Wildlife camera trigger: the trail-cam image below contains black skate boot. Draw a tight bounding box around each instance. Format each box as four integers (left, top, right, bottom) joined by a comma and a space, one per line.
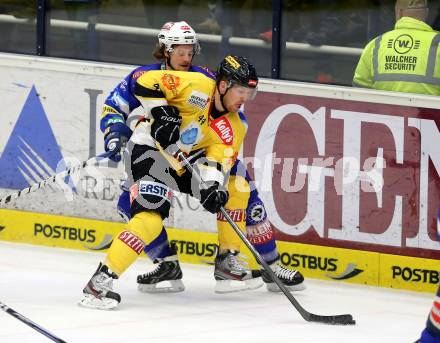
262, 259, 306, 292
137, 248, 184, 293
79, 263, 121, 310
214, 250, 263, 294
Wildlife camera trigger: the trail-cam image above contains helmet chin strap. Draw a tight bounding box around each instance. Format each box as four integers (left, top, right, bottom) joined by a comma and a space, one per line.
213, 83, 229, 117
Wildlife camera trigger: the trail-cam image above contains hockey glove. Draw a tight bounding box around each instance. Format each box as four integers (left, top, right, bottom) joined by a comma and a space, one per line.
150, 105, 182, 149
200, 182, 229, 214
104, 122, 132, 162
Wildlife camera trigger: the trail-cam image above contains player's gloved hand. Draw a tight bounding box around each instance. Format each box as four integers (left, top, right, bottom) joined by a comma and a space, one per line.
104, 122, 132, 162
200, 182, 229, 214
150, 105, 182, 149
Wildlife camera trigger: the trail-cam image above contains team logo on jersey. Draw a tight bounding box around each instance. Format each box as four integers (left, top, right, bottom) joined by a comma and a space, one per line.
247, 201, 267, 225
187, 90, 209, 109
0, 86, 67, 190
210, 117, 233, 145
180, 127, 199, 145
161, 74, 180, 97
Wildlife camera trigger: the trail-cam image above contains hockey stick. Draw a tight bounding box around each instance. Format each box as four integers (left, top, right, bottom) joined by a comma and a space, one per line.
0, 151, 112, 205
0, 301, 67, 342
166, 145, 355, 325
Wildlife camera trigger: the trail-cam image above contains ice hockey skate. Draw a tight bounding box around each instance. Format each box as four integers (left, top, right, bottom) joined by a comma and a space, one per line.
137, 252, 185, 293
261, 260, 306, 292
214, 250, 263, 294
79, 263, 121, 310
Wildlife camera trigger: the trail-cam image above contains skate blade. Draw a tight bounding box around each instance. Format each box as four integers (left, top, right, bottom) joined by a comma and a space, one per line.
137, 279, 185, 293
266, 282, 306, 292
78, 294, 119, 310
215, 277, 263, 294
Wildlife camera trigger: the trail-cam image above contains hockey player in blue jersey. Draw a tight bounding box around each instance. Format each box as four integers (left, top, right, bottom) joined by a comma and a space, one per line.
417, 283, 440, 343
100, 20, 305, 294
416, 210, 440, 343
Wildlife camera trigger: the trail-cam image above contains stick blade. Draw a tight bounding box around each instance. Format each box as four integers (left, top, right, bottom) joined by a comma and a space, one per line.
307, 313, 356, 325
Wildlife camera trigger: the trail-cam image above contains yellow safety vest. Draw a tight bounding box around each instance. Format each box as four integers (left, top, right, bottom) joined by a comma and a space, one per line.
353, 17, 440, 95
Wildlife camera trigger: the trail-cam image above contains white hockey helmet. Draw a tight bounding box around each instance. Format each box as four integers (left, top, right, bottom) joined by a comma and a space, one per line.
158, 21, 201, 54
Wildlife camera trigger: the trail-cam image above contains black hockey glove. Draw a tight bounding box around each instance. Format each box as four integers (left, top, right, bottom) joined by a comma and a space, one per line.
200, 182, 229, 214
150, 105, 182, 149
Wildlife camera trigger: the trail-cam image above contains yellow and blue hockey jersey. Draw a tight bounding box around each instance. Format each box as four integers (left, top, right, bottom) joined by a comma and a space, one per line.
131, 69, 248, 174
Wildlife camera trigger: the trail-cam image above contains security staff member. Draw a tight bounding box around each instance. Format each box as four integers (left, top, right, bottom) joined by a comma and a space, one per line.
353, 0, 440, 95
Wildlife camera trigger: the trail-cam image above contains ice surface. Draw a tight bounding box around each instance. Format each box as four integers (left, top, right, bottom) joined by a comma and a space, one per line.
0, 241, 432, 343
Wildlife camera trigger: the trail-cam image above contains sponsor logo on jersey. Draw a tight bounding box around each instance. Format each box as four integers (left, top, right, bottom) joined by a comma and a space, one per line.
0, 86, 68, 190
187, 90, 209, 109
139, 180, 172, 202
105, 117, 125, 126
132, 70, 148, 80
217, 209, 245, 223
247, 220, 274, 245
210, 117, 233, 145
161, 74, 180, 97
119, 79, 128, 91
129, 183, 139, 203
34, 223, 96, 243
101, 105, 119, 115
118, 230, 145, 254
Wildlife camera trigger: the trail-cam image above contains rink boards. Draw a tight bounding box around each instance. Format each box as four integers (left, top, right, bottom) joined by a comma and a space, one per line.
0, 208, 438, 293
0, 53, 439, 295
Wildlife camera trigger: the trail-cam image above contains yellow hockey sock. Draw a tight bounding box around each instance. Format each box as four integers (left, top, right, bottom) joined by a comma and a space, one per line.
105, 211, 163, 275
217, 175, 250, 252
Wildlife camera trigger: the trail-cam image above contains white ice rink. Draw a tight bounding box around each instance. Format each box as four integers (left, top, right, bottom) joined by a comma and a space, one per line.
0, 241, 433, 343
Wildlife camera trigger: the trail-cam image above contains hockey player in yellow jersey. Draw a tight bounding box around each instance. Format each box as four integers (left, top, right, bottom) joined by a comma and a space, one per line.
102, 21, 305, 295
79, 55, 261, 310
